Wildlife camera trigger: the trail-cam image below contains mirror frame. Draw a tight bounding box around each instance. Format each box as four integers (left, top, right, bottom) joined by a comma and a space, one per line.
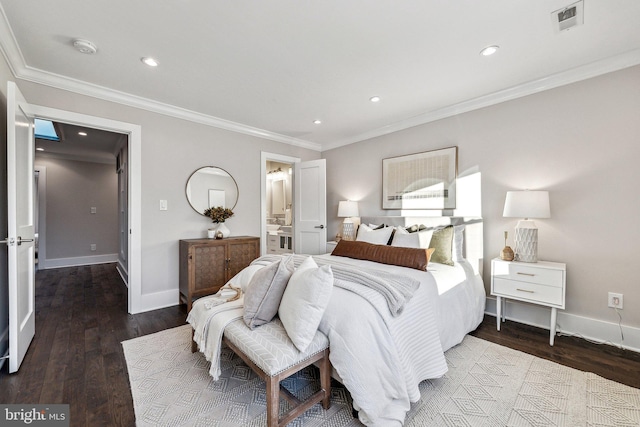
185, 166, 239, 216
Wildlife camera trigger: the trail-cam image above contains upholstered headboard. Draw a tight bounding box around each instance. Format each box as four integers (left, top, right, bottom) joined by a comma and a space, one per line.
360, 216, 483, 276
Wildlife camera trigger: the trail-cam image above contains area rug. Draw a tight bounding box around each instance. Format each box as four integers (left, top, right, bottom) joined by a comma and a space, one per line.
122, 325, 640, 426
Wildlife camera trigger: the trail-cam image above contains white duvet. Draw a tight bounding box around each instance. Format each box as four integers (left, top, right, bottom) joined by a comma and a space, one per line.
315, 255, 449, 426
191, 254, 484, 426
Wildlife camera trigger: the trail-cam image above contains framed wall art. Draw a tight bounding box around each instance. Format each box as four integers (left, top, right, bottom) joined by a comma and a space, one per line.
382, 146, 457, 210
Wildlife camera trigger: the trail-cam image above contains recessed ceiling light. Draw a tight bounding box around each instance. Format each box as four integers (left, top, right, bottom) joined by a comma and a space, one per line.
480, 45, 499, 56
36, 147, 44, 151
78, 131, 87, 136
370, 96, 381, 103
313, 119, 322, 125
141, 57, 159, 67
73, 39, 97, 54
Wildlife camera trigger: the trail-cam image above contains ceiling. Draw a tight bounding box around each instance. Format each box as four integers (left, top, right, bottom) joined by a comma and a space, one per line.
36, 122, 124, 164
2, 1, 640, 152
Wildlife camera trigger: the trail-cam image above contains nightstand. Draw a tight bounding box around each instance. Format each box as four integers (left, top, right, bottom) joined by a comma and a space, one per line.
326, 241, 338, 253
491, 258, 566, 346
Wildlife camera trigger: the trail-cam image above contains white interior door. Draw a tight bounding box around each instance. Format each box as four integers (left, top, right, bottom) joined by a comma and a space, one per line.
6, 81, 36, 373
294, 159, 326, 254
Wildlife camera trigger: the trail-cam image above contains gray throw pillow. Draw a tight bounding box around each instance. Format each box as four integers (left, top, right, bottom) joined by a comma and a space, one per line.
243, 255, 294, 329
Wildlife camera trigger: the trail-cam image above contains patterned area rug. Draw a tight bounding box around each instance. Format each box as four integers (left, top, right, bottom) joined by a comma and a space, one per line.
122, 325, 640, 426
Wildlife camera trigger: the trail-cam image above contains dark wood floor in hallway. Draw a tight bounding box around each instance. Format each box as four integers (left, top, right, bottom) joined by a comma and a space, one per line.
0, 264, 187, 427
1, 264, 639, 426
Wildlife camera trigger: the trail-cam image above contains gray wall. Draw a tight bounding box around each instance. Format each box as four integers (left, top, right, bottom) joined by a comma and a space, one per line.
323, 65, 640, 332
15, 78, 320, 298
35, 157, 118, 262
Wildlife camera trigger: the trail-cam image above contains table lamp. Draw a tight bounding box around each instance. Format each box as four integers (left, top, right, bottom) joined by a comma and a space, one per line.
503, 190, 550, 262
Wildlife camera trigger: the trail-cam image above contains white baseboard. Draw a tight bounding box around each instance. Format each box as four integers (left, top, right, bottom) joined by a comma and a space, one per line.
40, 253, 119, 269
137, 289, 180, 313
116, 261, 128, 287
485, 297, 640, 353
0, 325, 8, 371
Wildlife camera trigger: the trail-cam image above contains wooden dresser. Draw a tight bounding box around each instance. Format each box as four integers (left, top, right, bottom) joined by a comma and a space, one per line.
179, 236, 260, 312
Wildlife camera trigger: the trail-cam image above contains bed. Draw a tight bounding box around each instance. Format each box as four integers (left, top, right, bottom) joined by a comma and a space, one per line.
188, 216, 485, 426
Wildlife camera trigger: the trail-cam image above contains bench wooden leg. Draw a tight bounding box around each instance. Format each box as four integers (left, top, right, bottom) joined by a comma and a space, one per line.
191, 329, 197, 353
319, 349, 331, 410
266, 376, 280, 427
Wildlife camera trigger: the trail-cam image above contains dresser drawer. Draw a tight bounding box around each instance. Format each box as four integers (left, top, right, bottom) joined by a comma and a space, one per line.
492, 262, 563, 287
493, 277, 563, 307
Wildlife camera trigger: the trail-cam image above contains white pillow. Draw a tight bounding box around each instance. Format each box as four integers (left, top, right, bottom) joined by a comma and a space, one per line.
452, 225, 465, 262
278, 257, 334, 352
391, 228, 434, 249
227, 264, 265, 292
356, 224, 394, 245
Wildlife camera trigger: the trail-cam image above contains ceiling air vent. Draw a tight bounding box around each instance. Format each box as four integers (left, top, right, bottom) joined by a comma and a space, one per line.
552, 0, 584, 32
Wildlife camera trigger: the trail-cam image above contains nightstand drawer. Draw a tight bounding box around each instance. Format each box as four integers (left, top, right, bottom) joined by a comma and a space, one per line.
493, 262, 563, 287
493, 277, 563, 306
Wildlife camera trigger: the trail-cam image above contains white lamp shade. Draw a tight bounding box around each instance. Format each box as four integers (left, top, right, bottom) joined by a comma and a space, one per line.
338, 200, 359, 217
503, 191, 550, 219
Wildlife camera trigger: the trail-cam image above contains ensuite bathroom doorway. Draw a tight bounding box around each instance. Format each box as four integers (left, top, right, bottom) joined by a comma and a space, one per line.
260, 152, 300, 256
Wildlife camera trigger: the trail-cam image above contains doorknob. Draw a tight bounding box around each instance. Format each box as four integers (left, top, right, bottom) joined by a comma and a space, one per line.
16, 236, 35, 246
314, 225, 325, 229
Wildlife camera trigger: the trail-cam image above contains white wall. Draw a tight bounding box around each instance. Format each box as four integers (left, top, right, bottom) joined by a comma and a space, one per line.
35, 157, 118, 266
323, 65, 640, 347
16, 78, 320, 302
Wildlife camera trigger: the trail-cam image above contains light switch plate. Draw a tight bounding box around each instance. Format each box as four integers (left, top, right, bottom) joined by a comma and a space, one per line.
159, 200, 168, 211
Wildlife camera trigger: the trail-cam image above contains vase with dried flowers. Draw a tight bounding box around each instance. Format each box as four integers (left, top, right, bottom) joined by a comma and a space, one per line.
204, 206, 234, 238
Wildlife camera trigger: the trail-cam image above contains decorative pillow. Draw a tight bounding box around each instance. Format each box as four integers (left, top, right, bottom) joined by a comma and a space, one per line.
228, 264, 265, 292
391, 228, 434, 249
404, 224, 427, 233
278, 256, 334, 352
331, 240, 435, 271
452, 225, 465, 262
429, 226, 454, 266
243, 255, 294, 329
356, 224, 395, 245
368, 223, 386, 230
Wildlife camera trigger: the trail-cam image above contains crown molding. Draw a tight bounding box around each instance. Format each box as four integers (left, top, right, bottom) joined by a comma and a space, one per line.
2, 4, 639, 154
0, 5, 321, 152
322, 48, 640, 152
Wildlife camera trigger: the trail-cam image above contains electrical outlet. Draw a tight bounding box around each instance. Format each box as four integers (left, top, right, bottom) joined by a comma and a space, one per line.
608, 292, 623, 309
90, 244, 97, 251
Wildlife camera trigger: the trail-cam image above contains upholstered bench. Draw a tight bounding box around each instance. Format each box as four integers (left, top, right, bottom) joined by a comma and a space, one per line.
223, 318, 331, 427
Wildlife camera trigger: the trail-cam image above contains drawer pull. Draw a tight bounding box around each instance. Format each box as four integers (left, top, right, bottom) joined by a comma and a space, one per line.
516, 288, 534, 293
517, 272, 535, 277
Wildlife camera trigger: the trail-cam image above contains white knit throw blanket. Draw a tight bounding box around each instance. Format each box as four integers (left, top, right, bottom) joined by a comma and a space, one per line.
186, 289, 244, 380
252, 254, 420, 316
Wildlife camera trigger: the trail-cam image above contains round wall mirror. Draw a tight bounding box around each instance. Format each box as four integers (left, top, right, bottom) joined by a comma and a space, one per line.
186, 166, 239, 215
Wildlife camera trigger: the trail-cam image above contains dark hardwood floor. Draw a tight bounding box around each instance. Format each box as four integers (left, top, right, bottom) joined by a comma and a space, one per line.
0, 264, 187, 427
1, 264, 639, 426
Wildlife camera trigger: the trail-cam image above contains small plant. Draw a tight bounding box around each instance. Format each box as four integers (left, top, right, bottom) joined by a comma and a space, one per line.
203, 206, 234, 223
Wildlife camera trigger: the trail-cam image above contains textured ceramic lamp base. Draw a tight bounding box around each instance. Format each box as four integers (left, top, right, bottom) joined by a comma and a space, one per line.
514, 227, 538, 262
342, 222, 355, 241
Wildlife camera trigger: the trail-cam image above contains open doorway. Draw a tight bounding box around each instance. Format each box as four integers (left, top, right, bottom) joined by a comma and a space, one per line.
260, 152, 300, 255
34, 120, 128, 279
27, 103, 143, 314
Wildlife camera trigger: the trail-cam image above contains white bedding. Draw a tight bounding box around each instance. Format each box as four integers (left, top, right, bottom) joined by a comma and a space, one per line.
190, 254, 485, 426
316, 254, 486, 353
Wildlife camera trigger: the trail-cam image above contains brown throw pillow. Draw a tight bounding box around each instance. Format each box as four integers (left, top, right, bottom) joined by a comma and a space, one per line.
331, 240, 434, 271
